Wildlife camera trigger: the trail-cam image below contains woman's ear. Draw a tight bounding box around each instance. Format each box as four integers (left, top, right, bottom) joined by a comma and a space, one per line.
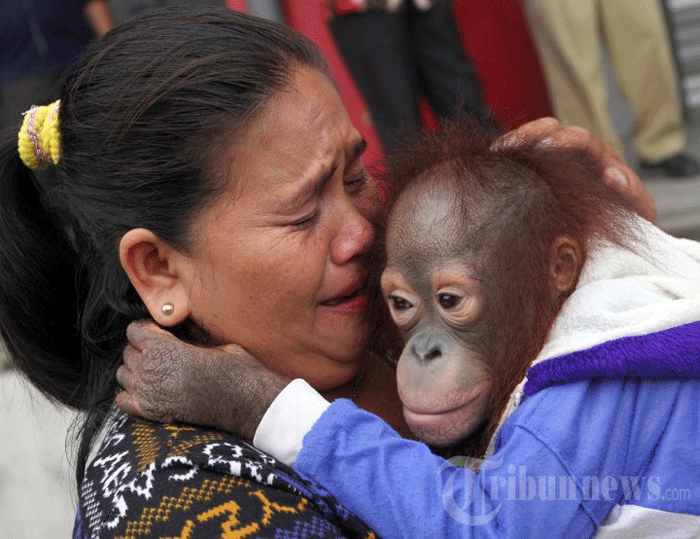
548, 235, 583, 295
119, 228, 193, 326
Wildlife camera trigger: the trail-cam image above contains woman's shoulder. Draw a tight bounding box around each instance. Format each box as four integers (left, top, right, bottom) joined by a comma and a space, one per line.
78, 413, 376, 538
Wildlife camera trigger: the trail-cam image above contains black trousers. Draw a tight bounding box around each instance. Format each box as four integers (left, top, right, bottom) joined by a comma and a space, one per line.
330, 1, 490, 153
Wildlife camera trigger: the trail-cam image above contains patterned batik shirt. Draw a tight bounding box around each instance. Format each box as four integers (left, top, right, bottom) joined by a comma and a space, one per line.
74, 413, 378, 538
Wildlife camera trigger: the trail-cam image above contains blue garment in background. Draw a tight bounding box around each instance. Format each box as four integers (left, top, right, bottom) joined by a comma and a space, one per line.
1, 0, 93, 82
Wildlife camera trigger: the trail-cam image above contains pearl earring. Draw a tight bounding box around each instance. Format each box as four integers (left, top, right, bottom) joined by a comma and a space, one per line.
161, 303, 174, 316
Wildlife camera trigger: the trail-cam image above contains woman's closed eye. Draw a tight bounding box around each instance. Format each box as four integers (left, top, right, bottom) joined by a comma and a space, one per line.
344, 169, 369, 192
290, 210, 319, 230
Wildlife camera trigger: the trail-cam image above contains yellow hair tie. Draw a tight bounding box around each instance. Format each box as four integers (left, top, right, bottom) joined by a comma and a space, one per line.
18, 100, 62, 170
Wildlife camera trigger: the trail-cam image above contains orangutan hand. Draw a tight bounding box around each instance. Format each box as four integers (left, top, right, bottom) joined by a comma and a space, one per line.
493, 117, 657, 222
116, 320, 289, 440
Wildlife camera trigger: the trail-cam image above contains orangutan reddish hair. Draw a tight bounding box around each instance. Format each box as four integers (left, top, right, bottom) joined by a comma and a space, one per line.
377, 119, 639, 457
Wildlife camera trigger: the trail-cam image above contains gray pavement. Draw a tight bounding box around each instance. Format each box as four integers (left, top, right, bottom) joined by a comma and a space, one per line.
639, 121, 700, 241
605, 47, 700, 241
643, 165, 700, 241
0, 369, 77, 538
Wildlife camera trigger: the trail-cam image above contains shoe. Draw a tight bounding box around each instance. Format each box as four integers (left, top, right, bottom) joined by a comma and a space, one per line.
639, 153, 700, 178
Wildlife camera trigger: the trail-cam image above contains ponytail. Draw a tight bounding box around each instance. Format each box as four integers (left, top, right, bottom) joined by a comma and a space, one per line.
0, 129, 84, 406
0, 128, 126, 483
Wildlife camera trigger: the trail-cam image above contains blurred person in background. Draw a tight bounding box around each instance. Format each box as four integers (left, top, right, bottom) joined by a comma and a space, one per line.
523, 0, 700, 178
1, 0, 113, 129
110, 0, 229, 22
329, 0, 492, 153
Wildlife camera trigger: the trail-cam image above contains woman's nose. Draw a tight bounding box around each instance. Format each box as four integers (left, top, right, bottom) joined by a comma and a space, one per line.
330, 207, 375, 266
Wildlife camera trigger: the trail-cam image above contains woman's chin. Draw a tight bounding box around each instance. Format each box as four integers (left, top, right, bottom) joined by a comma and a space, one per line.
304, 359, 363, 393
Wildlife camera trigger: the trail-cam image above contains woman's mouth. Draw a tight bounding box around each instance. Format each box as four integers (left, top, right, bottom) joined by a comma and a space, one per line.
321, 280, 369, 312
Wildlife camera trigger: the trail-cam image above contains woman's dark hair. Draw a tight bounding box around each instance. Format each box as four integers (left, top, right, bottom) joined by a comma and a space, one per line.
0, 7, 328, 485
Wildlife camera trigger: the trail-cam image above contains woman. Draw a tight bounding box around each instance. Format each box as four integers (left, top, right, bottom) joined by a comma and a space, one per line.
0, 7, 653, 538
2, 8, 400, 536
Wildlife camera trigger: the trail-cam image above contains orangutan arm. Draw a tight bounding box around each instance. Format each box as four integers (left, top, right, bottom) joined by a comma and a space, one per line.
116, 320, 288, 440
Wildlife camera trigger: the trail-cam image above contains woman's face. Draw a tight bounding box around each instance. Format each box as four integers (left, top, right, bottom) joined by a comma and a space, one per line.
185, 68, 382, 390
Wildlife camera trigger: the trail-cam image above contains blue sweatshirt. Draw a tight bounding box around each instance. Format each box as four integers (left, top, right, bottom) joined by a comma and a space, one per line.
257, 220, 700, 538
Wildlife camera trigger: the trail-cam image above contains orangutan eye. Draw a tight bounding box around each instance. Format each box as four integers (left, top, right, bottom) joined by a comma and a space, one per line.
438, 293, 461, 310
436, 284, 483, 327
380, 270, 420, 330
389, 295, 414, 311
385, 291, 420, 331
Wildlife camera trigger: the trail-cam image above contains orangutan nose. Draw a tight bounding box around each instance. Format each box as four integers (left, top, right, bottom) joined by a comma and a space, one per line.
411, 335, 443, 362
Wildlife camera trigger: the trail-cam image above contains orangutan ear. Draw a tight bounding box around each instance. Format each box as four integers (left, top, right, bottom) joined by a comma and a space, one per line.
548, 235, 583, 295
119, 228, 194, 326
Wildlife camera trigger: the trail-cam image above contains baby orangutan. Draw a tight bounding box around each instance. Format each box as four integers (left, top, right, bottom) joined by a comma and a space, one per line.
381, 159, 584, 453
375, 122, 638, 455
117, 120, 637, 456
